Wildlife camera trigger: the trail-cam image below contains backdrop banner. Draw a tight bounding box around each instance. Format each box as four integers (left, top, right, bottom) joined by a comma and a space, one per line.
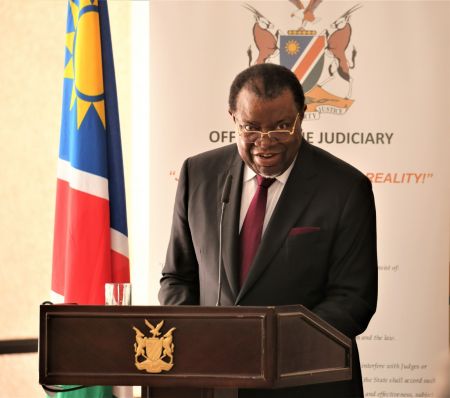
146, 2, 449, 396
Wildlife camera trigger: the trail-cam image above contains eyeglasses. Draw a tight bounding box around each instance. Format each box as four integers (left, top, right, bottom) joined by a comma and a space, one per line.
235, 113, 300, 143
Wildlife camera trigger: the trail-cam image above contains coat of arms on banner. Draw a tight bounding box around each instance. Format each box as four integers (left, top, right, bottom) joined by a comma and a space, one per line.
244, 2, 361, 120
133, 320, 176, 373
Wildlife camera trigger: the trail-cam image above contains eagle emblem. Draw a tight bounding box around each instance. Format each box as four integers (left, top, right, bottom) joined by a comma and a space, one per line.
133, 320, 176, 373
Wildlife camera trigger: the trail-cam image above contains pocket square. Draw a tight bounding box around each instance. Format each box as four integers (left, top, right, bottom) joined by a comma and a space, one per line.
288, 226, 321, 236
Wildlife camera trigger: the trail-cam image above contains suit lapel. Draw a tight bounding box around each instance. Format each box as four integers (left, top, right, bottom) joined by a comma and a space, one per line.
236, 141, 319, 303
220, 149, 244, 300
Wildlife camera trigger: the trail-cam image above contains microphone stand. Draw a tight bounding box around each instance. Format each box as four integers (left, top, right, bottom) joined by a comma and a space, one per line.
216, 175, 232, 306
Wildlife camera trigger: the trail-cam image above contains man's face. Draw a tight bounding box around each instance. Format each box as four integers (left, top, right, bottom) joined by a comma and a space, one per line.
232, 87, 303, 178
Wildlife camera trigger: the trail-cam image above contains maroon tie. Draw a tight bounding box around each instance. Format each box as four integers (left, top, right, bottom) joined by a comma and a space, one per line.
239, 176, 276, 286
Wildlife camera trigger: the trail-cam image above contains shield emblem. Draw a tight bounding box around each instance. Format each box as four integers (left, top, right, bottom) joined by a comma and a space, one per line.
146, 338, 163, 361
280, 34, 325, 93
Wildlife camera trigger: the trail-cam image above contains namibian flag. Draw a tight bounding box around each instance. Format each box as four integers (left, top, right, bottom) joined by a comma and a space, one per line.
50, 1, 130, 396
52, 0, 129, 304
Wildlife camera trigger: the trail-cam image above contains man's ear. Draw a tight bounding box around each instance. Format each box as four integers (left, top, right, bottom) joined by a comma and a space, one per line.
304, 104, 307, 113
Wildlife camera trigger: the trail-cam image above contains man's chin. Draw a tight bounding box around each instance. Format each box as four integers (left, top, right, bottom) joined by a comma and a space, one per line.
248, 161, 285, 178
252, 155, 284, 178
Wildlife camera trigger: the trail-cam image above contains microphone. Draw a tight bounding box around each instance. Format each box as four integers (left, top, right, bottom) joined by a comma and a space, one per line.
216, 174, 232, 306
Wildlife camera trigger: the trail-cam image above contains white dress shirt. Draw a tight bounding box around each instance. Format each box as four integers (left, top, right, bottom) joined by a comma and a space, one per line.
239, 157, 297, 234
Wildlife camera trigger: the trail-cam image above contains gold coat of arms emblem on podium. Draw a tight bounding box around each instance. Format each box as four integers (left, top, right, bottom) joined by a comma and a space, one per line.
133, 320, 176, 373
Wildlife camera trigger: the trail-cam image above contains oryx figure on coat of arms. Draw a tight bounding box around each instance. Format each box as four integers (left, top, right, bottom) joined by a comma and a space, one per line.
133, 319, 176, 373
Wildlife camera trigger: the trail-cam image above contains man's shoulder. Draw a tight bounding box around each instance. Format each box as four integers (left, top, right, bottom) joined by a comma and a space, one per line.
186, 144, 238, 171
306, 141, 368, 183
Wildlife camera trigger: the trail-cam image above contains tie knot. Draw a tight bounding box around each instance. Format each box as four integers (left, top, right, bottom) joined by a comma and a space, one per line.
256, 175, 276, 188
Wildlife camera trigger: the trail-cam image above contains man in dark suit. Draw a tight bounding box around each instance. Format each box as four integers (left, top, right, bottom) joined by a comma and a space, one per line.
159, 63, 378, 397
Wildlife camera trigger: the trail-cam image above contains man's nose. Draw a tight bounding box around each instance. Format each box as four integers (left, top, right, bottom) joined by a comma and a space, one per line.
255, 133, 273, 147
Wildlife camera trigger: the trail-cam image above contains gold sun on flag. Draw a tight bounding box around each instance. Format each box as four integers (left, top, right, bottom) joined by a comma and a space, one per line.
64, 0, 106, 129
285, 39, 301, 56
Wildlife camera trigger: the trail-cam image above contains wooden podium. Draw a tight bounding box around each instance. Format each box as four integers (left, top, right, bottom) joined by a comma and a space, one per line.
39, 304, 352, 397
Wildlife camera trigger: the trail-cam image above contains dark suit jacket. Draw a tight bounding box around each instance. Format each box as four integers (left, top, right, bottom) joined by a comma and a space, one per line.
159, 140, 378, 398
